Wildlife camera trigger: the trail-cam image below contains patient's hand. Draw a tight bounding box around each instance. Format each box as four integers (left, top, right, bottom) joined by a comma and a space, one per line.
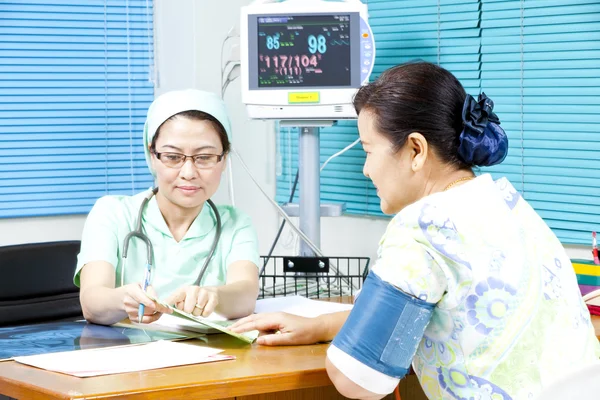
229, 312, 324, 346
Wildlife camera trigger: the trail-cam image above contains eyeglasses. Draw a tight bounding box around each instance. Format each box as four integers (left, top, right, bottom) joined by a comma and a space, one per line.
153, 151, 225, 169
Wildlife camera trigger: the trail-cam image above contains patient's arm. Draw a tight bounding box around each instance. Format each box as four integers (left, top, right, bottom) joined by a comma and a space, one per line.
230, 310, 351, 346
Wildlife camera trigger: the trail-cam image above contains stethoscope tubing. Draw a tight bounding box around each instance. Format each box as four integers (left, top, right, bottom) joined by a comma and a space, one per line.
121, 188, 222, 288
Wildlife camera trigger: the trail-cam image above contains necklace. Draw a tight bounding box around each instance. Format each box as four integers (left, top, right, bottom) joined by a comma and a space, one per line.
444, 176, 474, 191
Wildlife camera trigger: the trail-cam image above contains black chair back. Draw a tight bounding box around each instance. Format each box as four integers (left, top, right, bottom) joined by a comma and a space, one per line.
0, 241, 83, 326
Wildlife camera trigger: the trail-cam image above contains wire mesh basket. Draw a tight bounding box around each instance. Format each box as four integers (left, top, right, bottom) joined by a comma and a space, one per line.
258, 255, 370, 299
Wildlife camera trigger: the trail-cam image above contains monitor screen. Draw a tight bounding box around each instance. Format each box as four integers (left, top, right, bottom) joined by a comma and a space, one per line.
256, 14, 352, 88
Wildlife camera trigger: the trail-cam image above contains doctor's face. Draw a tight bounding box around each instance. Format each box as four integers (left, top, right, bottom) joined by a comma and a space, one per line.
150, 116, 226, 211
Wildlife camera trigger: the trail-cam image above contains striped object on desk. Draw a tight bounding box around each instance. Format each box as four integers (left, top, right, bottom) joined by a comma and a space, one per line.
572, 259, 600, 296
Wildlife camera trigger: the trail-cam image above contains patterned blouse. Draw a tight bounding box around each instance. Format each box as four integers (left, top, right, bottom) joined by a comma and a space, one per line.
331, 173, 599, 399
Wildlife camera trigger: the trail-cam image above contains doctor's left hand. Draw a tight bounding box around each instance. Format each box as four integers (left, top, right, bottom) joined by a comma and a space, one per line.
165, 286, 219, 318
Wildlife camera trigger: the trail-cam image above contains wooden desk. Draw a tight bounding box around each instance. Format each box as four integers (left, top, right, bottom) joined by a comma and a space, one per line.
1, 310, 598, 400
0, 296, 393, 400
592, 315, 600, 338
0, 333, 368, 400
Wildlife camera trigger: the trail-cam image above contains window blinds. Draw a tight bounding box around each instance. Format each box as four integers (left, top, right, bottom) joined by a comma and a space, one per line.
0, 0, 155, 218
276, 0, 599, 245
479, 0, 600, 244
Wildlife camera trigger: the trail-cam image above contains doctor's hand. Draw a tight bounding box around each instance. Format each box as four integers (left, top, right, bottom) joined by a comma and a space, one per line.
165, 286, 219, 318
229, 312, 324, 346
122, 284, 170, 324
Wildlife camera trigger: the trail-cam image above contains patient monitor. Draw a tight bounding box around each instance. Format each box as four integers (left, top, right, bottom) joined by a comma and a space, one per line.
240, 0, 375, 257
240, 0, 375, 121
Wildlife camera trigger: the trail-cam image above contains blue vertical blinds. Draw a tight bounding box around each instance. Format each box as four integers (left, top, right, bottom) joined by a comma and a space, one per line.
0, 0, 155, 218
276, 0, 599, 245
478, 0, 600, 244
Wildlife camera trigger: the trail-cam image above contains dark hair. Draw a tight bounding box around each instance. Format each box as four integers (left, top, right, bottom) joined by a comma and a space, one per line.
150, 110, 230, 154
353, 62, 472, 169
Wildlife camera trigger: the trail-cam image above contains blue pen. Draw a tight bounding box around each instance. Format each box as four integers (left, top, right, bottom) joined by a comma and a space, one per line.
138, 263, 152, 323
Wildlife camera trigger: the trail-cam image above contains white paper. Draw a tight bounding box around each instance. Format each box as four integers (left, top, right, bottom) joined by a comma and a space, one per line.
254, 295, 353, 318
146, 312, 227, 335
147, 296, 258, 343
584, 288, 600, 306
14, 340, 230, 377
134, 296, 350, 337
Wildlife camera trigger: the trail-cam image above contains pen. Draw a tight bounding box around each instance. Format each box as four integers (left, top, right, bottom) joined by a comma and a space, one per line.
593, 232, 600, 265
138, 263, 152, 323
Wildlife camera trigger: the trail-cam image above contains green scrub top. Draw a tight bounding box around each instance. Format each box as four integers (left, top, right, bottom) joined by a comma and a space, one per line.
74, 189, 260, 300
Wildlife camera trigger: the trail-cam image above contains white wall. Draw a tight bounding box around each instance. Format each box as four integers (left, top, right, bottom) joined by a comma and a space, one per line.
149, 0, 387, 263
0, 0, 592, 265
0, 215, 86, 246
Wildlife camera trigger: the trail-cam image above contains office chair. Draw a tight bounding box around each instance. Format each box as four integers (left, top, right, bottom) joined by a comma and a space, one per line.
0, 241, 83, 326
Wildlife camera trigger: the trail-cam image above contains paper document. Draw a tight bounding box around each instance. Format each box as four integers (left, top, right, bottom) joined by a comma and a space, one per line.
149, 295, 259, 344
584, 289, 600, 306
14, 341, 232, 377
254, 296, 353, 318
145, 313, 225, 335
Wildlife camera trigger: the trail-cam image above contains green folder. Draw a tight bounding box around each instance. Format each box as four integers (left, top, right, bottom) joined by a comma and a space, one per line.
148, 295, 259, 344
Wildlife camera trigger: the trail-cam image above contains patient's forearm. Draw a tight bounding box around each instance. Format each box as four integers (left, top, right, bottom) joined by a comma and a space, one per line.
215, 280, 259, 319
316, 310, 351, 342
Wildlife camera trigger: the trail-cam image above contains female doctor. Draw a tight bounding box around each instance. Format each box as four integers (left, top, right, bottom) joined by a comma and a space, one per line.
232, 62, 599, 399
75, 89, 260, 326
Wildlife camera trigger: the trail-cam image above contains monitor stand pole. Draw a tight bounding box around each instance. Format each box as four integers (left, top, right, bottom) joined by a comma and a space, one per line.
299, 126, 320, 256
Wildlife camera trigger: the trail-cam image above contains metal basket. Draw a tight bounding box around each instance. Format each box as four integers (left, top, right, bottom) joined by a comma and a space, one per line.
258, 255, 370, 299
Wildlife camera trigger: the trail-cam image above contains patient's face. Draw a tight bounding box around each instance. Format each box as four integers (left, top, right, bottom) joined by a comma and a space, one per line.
358, 110, 421, 214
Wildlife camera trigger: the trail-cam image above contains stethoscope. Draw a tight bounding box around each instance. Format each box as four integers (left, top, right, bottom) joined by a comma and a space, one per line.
120, 187, 222, 288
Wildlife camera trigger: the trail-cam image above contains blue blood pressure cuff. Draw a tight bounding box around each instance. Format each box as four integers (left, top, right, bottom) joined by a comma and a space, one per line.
331, 272, 435, 378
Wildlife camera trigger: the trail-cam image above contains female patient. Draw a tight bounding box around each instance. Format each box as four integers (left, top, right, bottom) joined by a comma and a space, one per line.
232, 62, 599, 399
75, 89, 259, 325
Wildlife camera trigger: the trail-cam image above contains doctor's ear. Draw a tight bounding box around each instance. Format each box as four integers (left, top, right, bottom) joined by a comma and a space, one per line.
149, 145, 160, 170
219, 153, 228, 171
149, 145, 156, 159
